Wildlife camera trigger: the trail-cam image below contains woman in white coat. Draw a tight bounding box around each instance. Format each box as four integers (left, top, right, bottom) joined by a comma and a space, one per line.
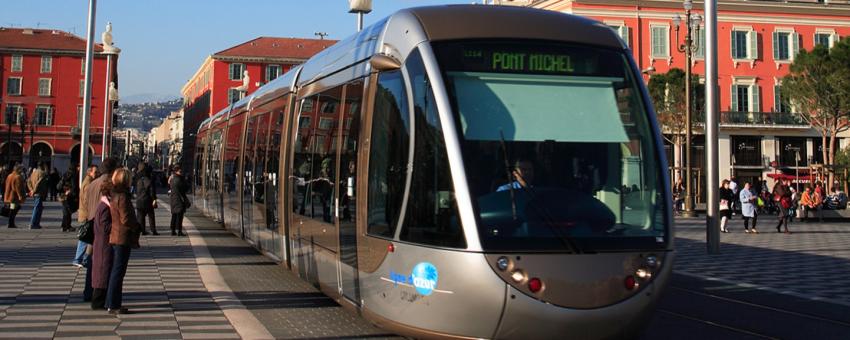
740, 182, 758, 233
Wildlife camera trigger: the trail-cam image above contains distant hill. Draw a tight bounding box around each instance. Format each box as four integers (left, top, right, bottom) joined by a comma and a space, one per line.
122, 93, 180, 105
114, 98, 183, 132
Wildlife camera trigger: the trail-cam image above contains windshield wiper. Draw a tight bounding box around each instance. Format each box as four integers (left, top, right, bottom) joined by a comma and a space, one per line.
499, 130, 518, 221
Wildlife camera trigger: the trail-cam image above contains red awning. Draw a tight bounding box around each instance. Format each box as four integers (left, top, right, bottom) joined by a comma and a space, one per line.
766, 173, 812, 183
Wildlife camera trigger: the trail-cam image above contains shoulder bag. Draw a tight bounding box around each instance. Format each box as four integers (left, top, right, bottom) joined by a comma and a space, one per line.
77, 220, 94, 244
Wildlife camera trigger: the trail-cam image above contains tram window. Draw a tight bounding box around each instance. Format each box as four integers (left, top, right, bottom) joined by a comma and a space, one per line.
366, 70, 410, 238
400, 49, 465, 248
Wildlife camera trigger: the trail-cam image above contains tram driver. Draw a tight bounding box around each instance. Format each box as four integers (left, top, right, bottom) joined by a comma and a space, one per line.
497, 158, 535, 192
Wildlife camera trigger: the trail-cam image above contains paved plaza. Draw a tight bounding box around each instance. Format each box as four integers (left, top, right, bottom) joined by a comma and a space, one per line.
1, 200, 849, 339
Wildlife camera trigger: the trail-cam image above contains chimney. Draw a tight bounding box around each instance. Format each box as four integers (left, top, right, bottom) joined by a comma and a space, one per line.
22, 29, 34, 35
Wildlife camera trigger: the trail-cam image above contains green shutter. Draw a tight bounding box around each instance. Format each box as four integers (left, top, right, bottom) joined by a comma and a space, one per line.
774, 85, 781, 112
773, 32, 780, 60
791, 32, 800, 59
748, 31, 759, 60
731, 30, 738, 59
751, 85, 760, 112
731, 85, 738, 111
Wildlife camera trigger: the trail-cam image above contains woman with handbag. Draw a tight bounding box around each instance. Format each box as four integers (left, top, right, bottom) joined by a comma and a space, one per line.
4, 165, 26, 229
168, 165, 189, 237
740, 182, 759, 233
773, 179, 793, 234
106, 168, 142, 314
719, 179, 734, 233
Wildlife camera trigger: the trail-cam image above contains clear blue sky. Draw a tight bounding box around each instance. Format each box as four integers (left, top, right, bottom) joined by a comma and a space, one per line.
1, 0, 470, 98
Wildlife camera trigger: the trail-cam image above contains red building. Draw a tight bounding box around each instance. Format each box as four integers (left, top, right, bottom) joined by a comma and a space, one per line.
528, 0, 850, 199
180, 37, 336, 171
0, 27, 116, 171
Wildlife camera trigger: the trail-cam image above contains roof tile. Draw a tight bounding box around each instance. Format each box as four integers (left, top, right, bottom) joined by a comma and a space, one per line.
213, 37, 337, 60
0, 27, 103, 52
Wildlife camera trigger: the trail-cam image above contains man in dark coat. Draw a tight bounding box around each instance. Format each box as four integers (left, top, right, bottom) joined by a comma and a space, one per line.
168, 165, 189, 236
134, 163, 158, 235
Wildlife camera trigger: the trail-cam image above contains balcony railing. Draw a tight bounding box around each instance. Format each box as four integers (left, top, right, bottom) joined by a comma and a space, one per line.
720, 111, 808, 126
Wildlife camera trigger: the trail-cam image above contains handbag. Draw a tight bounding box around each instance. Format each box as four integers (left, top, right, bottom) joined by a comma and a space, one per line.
756, 197, 764, 207
182, 195, 191, 209
0, 204, 10, 217
720, 199, 729, 211
77, 220, 94, 244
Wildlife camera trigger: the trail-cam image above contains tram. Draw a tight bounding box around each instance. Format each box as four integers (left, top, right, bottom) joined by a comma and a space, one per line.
192, 5, 672, 339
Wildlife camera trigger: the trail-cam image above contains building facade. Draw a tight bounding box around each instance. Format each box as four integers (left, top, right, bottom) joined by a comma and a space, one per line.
527, 0, 850, 200
0, 27, 117, 171
179, 37, 336, 173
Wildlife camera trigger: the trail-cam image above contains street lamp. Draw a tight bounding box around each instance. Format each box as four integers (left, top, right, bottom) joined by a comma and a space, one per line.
348, 0, 372, 32
101, 22, 121, 161
673, 0, 702, 218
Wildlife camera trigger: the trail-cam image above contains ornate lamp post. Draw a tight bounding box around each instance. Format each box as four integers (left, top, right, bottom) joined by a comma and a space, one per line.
101, 22, 121, 161
673, 0, 702, 217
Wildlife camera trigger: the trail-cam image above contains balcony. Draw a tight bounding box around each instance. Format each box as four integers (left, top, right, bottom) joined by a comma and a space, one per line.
720, 111, 808, 127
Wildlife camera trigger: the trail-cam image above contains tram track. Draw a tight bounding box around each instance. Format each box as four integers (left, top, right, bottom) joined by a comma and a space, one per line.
643, 273, 850, 340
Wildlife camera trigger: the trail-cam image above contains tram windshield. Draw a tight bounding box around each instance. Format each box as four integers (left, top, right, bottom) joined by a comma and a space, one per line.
434, 40, 667, 252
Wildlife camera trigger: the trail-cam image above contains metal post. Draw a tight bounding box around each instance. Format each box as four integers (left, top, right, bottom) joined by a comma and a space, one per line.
683, 8, 695, 218
705, 0, 720, 254
101, 54, 111, 161
78, 0, 96, 187
357, 12, 364, 32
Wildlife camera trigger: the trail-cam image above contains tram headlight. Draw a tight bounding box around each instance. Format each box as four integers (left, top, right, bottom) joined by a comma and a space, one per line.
510, 270, 526, 283
636, 268, 651, 279
496, 256, 510, 271
645, 255, 659, 268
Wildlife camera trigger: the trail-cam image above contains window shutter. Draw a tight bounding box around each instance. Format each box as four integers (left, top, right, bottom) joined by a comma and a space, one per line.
731, 85, 738, 111
772, 32, 780, 60
751, 85, 760, 112
47, 107, 54, 126
791, 32, 800, 59
832, 33, 839, 48
774, 85, 781, 112
748, 31, 758, 60
731, 30, 738, 59
621, 26, 630, 47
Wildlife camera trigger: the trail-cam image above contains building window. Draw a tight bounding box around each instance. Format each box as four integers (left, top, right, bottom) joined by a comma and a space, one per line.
11, 55, 22, 72
731, 84, 760, 112
731, 29, 757, 60
695, 27, 706, 59
5, 105, 24, 125
265, 65, 281, 81
815, 32, 837, 48
650, 25, 669, 58
229, 63, 244, 80
227, 88, 242, 104
81, 60, 86, 75
298, 116, 311, 129
77, 105, 84, 127
6, 77, 22, 95
317, 117, 334, 130
35, 105, 54, 126
773, 31, 799, 61
731, 136, 762, 166
607, 25, 630, 47
38, 78, 52, 96
40, 55, 52, 73
774, 84, 792, 113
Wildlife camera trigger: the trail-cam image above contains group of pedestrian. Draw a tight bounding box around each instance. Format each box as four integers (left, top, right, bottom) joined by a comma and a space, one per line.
2, 161, 52, 229
717, 177, 795, 234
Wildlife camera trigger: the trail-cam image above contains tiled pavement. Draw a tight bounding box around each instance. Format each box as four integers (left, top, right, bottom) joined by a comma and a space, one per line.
673, 215, 850, 306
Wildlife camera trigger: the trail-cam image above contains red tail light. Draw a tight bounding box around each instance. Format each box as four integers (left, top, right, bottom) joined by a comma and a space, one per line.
624, 275, 637, 290
528, 278, 543, 293
387, 244, 395, 253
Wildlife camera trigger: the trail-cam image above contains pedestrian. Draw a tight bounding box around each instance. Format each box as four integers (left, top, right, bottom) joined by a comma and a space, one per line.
106, 167, 142, 314
91, 179, 113, 310
82, 159, 119, 303
4, 165, 26, 229
134, 163, 158, 236
800, 185, 823, 222
672, 178, 685, 213
773, 179, 793, 233
48, 167, 61, 201
26, 162, 48, 229
740, 182, 758, 233
719, 179, 733, 233
73, 164, 98, 268
0, 163, 11, 203
729, 176, 739, 215
168, 165, 189, 237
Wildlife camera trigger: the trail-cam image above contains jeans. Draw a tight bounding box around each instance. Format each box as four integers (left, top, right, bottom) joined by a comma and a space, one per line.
73, 240, 88, 265
106, 245, 131, 310
29, 195, 44, 229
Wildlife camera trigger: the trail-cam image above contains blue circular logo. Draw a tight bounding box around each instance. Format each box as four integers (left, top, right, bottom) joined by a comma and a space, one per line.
410, 262, 439, 296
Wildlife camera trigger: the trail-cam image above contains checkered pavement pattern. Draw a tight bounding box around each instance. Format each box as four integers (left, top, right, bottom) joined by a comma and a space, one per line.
673, 216, 850, 306
0, 202, 239, 339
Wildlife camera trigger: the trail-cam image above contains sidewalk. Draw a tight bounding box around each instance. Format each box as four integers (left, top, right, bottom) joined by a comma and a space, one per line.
0, 199, 394, 339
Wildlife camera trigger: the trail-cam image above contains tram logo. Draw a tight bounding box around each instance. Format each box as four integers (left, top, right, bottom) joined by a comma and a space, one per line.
386, 262, 447, 297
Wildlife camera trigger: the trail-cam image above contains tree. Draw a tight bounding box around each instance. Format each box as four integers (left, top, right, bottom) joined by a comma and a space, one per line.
782, 38, 850, 185
647, 68, 704, 173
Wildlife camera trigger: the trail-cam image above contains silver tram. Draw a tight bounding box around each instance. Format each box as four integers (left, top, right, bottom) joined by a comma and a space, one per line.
192, 5, 672, 339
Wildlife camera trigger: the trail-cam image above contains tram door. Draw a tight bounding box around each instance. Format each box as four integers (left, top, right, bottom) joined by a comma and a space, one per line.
338, 79, 364, 304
